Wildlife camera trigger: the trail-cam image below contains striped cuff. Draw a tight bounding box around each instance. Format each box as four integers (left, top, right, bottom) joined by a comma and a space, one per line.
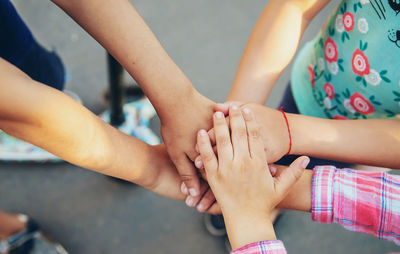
311, 166, 336, 224
232, 240, 287, 254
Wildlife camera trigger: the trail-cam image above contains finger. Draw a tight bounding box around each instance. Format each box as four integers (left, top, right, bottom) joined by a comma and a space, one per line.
208, 128, 216, 146
194, 145, 218, 170
194, 156, 207, 181
242, 107, 265, 160
275, 156, 309, 196
197, 188, 217, 212
181, 182, 189, 196
208, 117, 230, 147
197, 129, 218, 177
229, 106, 249, 158
214, 101, 245, 116
206, 202, 222, 215
214, 103, 230, 115
173, 153, 201, 197
185, 180, 211, 208
213, 112, 233, 163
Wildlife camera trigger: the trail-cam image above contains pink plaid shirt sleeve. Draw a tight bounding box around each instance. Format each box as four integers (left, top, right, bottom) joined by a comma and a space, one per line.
231, 240, 287, 254
312, 166, 400, 246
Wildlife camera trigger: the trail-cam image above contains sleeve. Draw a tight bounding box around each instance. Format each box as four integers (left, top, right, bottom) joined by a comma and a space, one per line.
311, 165, 400, 246
231, 240, 287, 254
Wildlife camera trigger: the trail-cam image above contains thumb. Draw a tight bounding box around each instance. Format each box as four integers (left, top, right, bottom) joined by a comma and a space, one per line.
275, 156, 309, 196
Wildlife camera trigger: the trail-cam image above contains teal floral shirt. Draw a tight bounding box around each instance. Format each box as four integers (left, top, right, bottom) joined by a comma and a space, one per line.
291, 0, 400, 119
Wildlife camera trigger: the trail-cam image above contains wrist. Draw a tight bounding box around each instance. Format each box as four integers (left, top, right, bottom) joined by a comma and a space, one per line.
138, 144, 167, 189
159, 89, 216, 124
156, 85, 198, 122
286, 113, 305, 155
224, 211, 276, 250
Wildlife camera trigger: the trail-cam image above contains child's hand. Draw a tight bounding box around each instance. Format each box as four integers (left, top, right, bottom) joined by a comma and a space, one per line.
194, 103, 291, 169
197, 106, 309, 249
160, 92, 215, 198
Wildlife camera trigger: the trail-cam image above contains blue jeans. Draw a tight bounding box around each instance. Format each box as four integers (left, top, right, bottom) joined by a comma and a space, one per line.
0, 0, 64, 90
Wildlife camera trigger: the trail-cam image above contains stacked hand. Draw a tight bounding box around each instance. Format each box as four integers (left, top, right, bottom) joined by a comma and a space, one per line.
194, 102, 292, 173
197, 106, 309, 249
160, 91, 218, 212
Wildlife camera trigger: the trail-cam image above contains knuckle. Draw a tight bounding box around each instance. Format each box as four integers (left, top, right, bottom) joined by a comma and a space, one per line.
249, 127, 260, 138
202, 152, 215, 163
180, 174, 197, 182
216, 136, 230, 147
235, 128, 247, 138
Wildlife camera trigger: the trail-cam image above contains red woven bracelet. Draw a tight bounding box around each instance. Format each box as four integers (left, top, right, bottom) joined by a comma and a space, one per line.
279, 107, 292, 156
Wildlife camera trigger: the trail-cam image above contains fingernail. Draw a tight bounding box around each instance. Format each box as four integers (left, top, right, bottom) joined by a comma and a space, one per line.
189, 188, 199, 197
242, 108, 253, 120
232, 105, 238, 110
186, 196, 195, 207
195, 159, 203, 168
215, 112, 224, 119
181, 182, 188, 195
199, 129, 207, 136
197, 204, 205, 212
301, 157, 310, 168
243, 108, 251, 115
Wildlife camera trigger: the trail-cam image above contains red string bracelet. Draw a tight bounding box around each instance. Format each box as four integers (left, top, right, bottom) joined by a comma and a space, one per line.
279, 107, 292, 156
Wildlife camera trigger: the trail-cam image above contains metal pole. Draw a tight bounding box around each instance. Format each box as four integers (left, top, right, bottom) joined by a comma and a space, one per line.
107, 53, 125, 126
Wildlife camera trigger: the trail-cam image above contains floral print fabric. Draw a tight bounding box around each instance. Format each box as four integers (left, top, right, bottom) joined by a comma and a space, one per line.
291, 0, 400, 119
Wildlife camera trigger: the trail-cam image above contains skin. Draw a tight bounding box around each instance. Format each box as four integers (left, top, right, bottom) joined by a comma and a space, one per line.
197, 106, 309, 249
0, 58, 217, 212
226, 0, 331, 104
51, 0, 214, 197
209, 0, 400, 168
199, 103, 400, 169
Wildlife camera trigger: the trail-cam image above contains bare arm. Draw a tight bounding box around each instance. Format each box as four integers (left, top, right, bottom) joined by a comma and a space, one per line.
249, 103, 400, 169
200, 103, 400, 176
0, 58, 185, 200
228, 0, 330, 104
51, 0, 215, 196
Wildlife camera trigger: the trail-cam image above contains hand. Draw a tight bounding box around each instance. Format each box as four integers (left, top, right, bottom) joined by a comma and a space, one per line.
194, 103, 291, 169
144, 144, 219, 214
197, 106, 309, 249
160, 90, 215, 198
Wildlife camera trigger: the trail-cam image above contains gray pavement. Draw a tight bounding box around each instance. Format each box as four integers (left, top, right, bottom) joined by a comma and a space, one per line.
1, 0, 399, 253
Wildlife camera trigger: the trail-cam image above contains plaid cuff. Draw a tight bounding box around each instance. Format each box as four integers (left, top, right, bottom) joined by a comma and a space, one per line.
311, 166, 336, 224
231, 240, 286, 254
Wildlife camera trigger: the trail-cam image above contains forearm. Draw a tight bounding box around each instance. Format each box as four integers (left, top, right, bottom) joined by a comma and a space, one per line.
277, 169, 312, 212
289, 113, 400, 168
51, 0, 195, 118
228, 0, 329, 104
0, 58, 185, 200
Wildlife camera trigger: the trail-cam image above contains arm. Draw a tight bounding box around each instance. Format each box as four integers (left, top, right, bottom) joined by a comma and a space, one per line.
247, 103, 400, 168
199, 103, 400, 168
51, 0, 215, 196
0, 58, 214, 205
228, 0, 330, 104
